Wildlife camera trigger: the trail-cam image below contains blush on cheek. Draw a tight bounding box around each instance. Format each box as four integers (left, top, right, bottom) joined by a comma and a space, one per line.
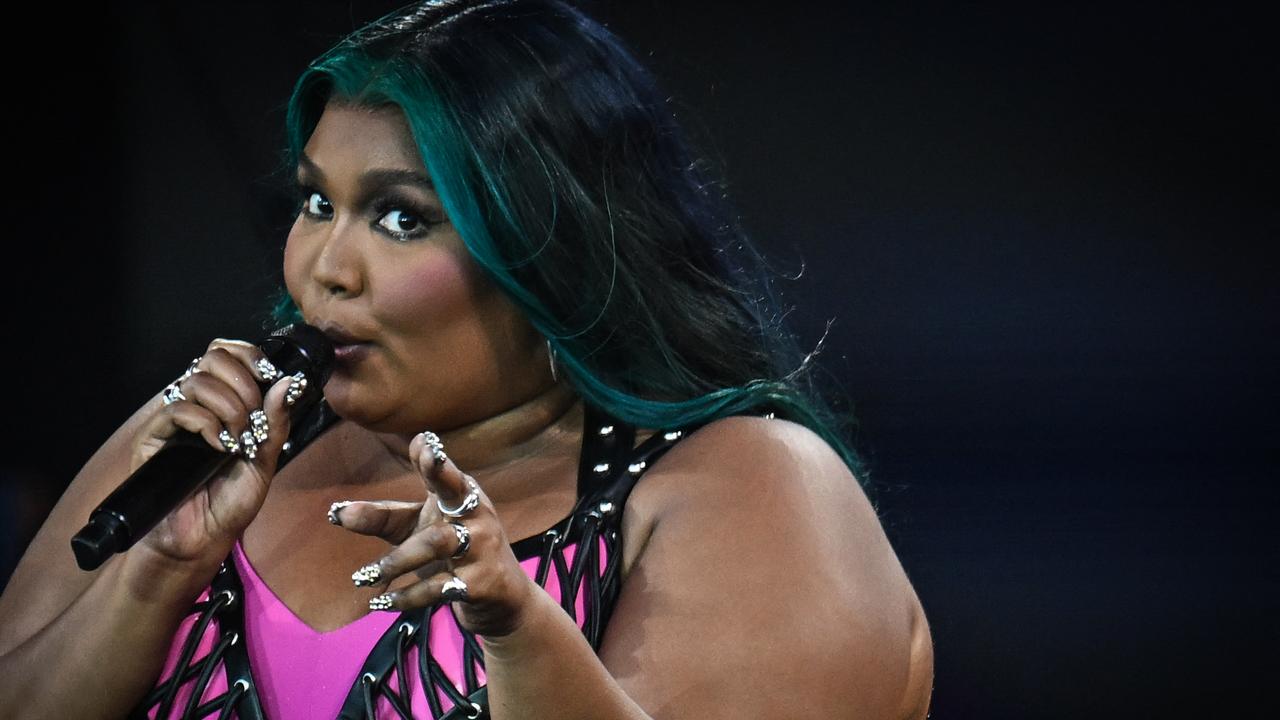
385, 253, 477, 319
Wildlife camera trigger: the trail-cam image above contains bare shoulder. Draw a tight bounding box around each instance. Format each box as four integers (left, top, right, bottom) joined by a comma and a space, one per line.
608, 415, 934, 719
622, 415, 874, 570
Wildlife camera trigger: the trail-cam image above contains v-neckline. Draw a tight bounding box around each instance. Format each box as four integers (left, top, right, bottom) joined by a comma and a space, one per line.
233, 539, 396, 637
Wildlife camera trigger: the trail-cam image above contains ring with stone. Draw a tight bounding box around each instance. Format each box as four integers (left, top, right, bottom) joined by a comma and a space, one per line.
447, 522, 471, 560
161, 381, 186, 406
437, 479, 480, 519
440, 575, 469, 602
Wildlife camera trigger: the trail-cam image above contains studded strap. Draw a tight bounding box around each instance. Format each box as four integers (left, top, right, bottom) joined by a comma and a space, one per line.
136, 403, 698, 719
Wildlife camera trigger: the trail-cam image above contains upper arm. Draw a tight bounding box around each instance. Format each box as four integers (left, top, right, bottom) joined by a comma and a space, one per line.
0, 394, 162, 656
599, 416, 933, 719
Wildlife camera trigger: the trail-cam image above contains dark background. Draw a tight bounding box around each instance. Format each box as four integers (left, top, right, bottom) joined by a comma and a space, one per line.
5, 1, 1275, 717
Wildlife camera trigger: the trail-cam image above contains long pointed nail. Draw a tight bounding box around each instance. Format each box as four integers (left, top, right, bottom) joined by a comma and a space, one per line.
218, 429, 241, 455
353, 561, 383, 587
250, 409, 269, 443
239, 431, 259, 460
256, 358, 282, 382
328, 500, 353, 526
286, 372, 308, 406
419, 431, 448, 467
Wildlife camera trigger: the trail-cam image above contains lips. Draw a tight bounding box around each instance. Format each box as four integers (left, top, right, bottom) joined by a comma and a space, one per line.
316, 322, 368, 347
314, 321, 375, 363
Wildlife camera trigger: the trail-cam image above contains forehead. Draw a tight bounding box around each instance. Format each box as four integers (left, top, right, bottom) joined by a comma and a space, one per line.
303, 102, 424, 169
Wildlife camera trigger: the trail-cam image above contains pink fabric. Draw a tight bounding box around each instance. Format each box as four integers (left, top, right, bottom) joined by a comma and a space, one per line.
150, 535, 604, 719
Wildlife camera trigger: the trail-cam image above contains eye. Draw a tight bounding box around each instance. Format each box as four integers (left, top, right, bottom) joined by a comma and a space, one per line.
376, 209, 425, 240
371, 196, 440, 242
296, 186, 332, 219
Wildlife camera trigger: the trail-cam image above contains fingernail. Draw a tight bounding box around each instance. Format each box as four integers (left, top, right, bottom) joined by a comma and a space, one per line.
353, 561, 383, 587
239, 431, 259, 460
328, 500, 352, 526
286, 372, 308, 406
368, 592, 396, 611
420, 431, 448, 467
218, 429, 241, 455
255, 358, 282, 382
249, 409, 269, 443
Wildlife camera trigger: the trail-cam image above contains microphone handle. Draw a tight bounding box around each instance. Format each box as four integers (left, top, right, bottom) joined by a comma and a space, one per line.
71, 432, 237, 571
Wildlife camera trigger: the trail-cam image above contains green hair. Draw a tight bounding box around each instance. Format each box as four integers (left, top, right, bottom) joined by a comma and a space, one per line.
271, 0, 866, 480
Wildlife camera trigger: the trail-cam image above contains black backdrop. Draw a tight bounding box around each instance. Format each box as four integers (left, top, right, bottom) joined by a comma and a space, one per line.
5, 2, 1275, 718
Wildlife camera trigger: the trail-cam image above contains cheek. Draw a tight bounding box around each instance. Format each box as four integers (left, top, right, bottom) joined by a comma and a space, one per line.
281, 225, 307, 302
380, 250, 478, 327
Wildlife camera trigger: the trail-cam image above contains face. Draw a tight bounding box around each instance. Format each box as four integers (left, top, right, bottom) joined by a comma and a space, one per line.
284, 102, 549, 435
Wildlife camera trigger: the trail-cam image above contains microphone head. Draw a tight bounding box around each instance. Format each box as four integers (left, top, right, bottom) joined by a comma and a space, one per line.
259, 323, 336, 394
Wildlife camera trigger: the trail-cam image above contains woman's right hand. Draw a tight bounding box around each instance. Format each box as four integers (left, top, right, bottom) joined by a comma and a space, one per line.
129, 338, 299, 566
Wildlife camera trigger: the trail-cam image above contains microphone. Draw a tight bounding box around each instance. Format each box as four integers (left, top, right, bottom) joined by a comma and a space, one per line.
70, 323, 335, 571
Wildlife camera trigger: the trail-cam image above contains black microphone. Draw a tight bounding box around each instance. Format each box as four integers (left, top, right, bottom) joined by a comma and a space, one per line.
70, 323, 335, 571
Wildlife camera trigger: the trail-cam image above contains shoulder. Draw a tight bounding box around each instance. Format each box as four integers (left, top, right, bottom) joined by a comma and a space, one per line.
624, 415, 866, 558
608, 415, 934, 718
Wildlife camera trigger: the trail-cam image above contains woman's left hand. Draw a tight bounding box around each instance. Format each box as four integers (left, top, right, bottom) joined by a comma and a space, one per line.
330, 431, 537, 638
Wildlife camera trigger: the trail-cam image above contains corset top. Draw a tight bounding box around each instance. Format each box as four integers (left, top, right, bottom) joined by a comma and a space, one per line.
135, 403, 694, 720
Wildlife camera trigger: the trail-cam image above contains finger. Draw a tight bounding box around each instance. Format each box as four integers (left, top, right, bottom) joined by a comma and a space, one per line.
175, 372, 252, 437
146, 402, 234, 454
330, 500, 425, 544
410, 431, 479, 513
367, 568, 470, 613
354, 521, 468, 588
195, 346, 264, 416
206, 338, 284, 384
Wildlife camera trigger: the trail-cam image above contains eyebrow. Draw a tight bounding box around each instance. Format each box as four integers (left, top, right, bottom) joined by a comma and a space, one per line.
297, 153, 435, 192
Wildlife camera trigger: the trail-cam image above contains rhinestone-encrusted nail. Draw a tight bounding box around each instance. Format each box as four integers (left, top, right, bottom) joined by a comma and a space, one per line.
218, 429, 240, 454
255, 358, 282, 382
240, 431, 259, 460
352, 562, 382, 587
328, 500, 352, 526
368, 593, 395, 611
250, 410, 269, 443
285, 372, 308, 406
420, 431, 448, 466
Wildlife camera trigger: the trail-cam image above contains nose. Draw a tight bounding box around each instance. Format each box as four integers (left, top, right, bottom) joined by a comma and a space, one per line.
309, 221, 364, 298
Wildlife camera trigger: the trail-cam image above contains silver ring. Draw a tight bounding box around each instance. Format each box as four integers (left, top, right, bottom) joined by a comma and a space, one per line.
447, 522, 470, 560
178, 356, 202, 382
161, 382, 186, 406
436, 479, 480, 518
441, 575, 469, 602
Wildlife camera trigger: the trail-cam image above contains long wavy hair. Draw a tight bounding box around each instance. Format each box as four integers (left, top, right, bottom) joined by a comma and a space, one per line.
271, 0, 866, 479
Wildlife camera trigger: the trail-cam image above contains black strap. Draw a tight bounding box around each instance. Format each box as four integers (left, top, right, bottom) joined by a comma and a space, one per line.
140, 402, 699, 719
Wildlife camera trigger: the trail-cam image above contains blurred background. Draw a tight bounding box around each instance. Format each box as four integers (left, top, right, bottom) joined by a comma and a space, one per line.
5, 1, 1275, 717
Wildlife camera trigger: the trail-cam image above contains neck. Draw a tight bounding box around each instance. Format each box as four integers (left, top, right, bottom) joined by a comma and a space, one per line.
373, 381, 582, 477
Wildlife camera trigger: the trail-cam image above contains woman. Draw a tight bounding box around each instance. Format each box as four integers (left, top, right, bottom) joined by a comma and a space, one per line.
0, 1, 932, 718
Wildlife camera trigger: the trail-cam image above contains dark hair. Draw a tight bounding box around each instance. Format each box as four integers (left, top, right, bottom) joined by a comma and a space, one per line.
273, 0, 865, 478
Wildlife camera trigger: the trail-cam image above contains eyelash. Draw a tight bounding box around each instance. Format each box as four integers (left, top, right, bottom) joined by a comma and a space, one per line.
292, 183, 441, 242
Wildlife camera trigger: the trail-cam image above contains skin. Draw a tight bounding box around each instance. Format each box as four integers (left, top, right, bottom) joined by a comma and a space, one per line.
0, 102, 933, 718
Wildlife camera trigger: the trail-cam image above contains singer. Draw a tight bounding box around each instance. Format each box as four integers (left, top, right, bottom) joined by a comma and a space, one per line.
0, 2, 932, 718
